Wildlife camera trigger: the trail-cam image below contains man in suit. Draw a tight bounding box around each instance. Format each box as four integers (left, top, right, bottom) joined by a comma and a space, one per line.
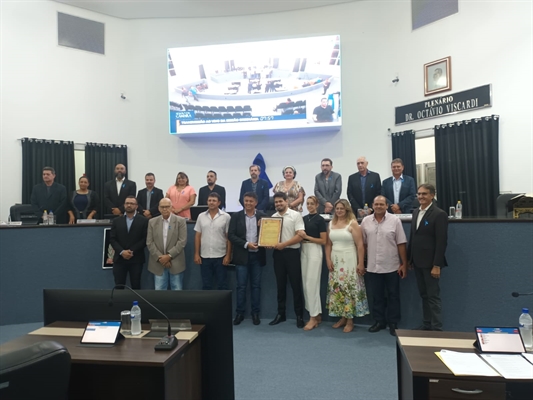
146, 198, 187, 290
228, 192, 266, 326
136, 172, 164, 219
110, 196, 148, 289
104, 164, 137, 216
314, 158, 342, 214
347, 156, 381, 216
407, 184, 448, 331
239, 164, 270, 211
30, 166, 67, 224
198, 170, 226, 209
381, 158, 417, 214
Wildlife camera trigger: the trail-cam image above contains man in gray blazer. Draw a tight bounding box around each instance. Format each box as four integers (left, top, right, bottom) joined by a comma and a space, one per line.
147, 198, 187, 290
314, 158, 342, 214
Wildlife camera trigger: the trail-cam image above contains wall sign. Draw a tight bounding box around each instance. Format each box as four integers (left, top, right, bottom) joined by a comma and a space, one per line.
395, 84, 492, 125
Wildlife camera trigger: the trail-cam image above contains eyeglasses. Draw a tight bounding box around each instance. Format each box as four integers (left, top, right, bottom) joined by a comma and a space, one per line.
159, 206, 171, 209
417, 192, 431, 196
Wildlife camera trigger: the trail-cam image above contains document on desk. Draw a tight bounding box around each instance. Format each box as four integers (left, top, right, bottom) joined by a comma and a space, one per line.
436, 350, 500, 376
480, 354, 533, 379
522, 353, 533, 365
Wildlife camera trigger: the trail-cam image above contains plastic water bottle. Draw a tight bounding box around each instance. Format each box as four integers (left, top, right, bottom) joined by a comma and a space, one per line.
519, 308, 533, 349
48, 210, 55, 225
455, 201, 462, 219
130, 301, 142, 336
364, 203, 369, 215
42, 210, 48, 225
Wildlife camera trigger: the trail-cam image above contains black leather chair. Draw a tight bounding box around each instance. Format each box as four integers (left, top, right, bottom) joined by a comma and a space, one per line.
9, 204, 38, 225
0, 341, 71, 400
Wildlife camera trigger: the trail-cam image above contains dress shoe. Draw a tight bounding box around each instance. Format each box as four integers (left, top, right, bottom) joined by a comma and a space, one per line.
233, 314, 244, 326
389, 323, 398, 336
296, 316, 304, 328
252, 313, 260, 325
412, 325, 431, 331
368, 321, 387, 333
268, 314, 286, 326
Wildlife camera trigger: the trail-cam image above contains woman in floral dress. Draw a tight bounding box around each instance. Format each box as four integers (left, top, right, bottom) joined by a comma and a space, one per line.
325, 199, 369, 332
272, 166, 305, 212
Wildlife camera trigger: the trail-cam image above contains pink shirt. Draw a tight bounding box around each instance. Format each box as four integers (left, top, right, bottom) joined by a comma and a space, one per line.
166, 185, 196, 219
360, 212, 407, 274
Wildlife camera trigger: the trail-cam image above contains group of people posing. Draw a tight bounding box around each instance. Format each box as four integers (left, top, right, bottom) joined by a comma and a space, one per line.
30, 156, 447, 334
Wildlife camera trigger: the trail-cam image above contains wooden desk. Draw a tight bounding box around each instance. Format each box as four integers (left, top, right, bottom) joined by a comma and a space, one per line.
0, 322, 204, 400
396, 330, 533, 400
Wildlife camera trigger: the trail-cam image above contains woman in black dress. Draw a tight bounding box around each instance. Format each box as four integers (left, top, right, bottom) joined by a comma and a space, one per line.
68, 176, 99, 224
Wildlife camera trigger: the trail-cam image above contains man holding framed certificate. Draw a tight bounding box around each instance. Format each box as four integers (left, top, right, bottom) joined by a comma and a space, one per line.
267, 192, 305, 328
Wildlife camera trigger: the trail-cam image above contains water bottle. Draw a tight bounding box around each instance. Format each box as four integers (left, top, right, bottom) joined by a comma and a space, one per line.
364, 203, 369, 215
455, 201, 462, 219
48, 210, 55, 225
42, 210, 48, 225
130, 301, 142, 336
519, 308, 533, 349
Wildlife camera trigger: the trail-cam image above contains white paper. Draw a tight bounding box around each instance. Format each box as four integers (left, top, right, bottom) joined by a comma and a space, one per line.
438, 349, 499, 376
522, 353, 533, 365
480, 354, 533, 379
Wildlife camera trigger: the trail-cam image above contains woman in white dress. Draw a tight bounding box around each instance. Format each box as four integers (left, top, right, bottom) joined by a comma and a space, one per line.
325, 199, 369, 332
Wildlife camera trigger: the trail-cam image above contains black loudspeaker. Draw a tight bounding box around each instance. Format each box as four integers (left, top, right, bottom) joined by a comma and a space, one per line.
300, 58, 307, 71
293, 58, 300, 73
273, 58, 279, 68
199, 64, 206, 79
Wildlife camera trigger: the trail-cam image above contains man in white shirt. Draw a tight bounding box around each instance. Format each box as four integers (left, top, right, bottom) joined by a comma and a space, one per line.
268, 192, 306, 328
194, 192, 232, 290
361, 195, 407, 336
146, 198, 187, 290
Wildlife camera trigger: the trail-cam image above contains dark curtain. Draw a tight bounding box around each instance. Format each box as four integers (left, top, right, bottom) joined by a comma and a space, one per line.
391, 129, 417, 183
435, 115, 499, 217
84, 143, 128, 218
21, 138, 75, 204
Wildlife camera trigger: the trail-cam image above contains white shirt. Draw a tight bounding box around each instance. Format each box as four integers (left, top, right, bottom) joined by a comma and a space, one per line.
393, 174, 403, 204
194, 210, 231, 258
416, 202, 433, 229
271, 208, 305, 249
116, 178, 124, 197
162, 217, 170, 253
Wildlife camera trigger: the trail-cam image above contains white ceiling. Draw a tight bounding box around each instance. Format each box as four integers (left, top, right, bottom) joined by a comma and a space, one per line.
54, 0, 358, 19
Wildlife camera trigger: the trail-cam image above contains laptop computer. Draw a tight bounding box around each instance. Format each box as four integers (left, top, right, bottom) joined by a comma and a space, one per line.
190, 206, 208, 221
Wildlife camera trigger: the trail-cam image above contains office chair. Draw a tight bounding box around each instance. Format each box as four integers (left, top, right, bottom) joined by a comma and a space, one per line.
0, 341, 71, 400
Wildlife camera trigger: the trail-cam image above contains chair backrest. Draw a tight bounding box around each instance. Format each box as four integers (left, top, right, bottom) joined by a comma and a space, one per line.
0, 341, 71, 400
496, 193, 522, 218
9, 204, 38, 224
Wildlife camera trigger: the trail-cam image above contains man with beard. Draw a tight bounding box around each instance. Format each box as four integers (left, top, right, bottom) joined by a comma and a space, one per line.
239, 164, 270, 211
110, 196, 148, 289
314, 158, 342, 214
198, 170, 226, 209
104, 164, 137, 216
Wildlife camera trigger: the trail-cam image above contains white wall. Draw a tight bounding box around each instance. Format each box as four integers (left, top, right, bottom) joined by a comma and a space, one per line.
1, 0, 532, 219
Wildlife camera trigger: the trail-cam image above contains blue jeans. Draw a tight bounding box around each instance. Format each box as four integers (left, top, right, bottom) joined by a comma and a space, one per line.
154, 269, 184, 290
235, 252, 262, 315
201, 257, 228, 290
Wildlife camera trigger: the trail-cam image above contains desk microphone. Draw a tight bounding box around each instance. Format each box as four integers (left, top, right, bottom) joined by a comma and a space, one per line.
511, 291, 533, 297
109, 284, 178, 351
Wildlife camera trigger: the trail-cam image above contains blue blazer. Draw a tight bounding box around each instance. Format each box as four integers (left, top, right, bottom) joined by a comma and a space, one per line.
239, 179, 270, 211
381, 175, 416, 213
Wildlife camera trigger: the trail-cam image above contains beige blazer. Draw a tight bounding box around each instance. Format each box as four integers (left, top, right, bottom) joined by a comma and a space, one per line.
147, 214, 187, 276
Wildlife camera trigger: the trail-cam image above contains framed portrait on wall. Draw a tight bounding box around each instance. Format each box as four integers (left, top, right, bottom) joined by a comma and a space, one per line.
424, 56, 451, 96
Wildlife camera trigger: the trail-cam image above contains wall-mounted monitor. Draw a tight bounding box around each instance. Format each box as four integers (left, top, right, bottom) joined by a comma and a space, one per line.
168, 35, 342, 136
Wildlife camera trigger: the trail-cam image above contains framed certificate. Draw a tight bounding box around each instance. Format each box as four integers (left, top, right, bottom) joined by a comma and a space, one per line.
258, 217, 283, 247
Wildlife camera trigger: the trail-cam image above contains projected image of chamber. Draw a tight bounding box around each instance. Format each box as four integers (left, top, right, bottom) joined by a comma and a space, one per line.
168, 35, 341, 136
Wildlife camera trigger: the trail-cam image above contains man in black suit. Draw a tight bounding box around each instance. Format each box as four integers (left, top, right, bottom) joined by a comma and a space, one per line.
30, 166, 67, 224
104, 164, 137, 216
198, 170, 226, 209
347, 156, 381, 216
228, 192, 266, 326
239, 165, 270, 211
110, 196, 148, 289
381, 158, 417, 214
407, 184, 448, 331
136, 172, 164, 219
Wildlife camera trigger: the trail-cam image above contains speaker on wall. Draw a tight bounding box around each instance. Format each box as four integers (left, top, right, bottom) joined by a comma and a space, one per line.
57, 12, 105, 55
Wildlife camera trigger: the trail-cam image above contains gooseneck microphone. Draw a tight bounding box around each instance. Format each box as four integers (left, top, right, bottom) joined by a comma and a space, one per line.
109, 284, 177, 351
512, 291, 533, 297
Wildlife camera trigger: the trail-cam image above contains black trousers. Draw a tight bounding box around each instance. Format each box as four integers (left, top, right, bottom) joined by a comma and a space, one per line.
414, 266, 442, 330
273, 248, 304, 316
113, 262, 143, 290
365, 271, 401, 324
